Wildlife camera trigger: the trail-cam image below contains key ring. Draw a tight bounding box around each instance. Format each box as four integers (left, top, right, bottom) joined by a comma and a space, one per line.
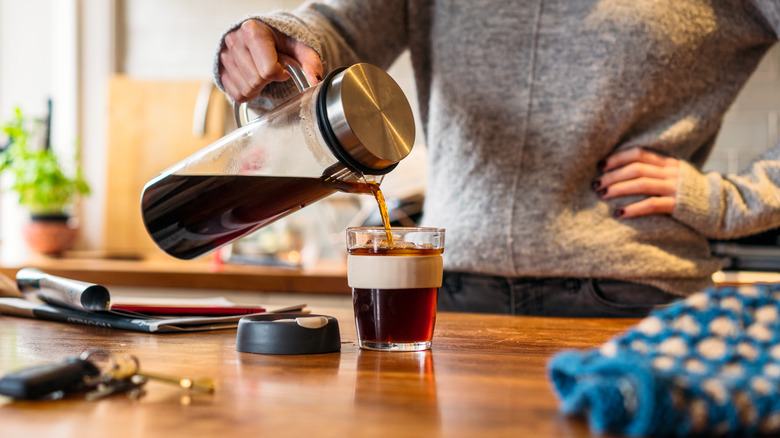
79, 346, 111, 362
79, 347, 140, 379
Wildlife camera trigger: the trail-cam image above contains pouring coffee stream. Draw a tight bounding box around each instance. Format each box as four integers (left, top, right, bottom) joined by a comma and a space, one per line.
321, 161, 394, 245
140, 61, 413, 259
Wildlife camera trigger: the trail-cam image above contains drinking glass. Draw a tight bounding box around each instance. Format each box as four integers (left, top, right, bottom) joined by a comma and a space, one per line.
346, 227, 445, 351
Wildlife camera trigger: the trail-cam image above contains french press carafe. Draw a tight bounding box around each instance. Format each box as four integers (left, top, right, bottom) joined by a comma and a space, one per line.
140, 61, 415, 260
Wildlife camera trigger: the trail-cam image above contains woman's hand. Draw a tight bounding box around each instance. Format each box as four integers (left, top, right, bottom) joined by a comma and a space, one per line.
592, 148, 681, 218
219, 19, 323, 103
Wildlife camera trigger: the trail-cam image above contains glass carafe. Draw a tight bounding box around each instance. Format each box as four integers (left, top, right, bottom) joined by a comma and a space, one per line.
140, 61, 415, 260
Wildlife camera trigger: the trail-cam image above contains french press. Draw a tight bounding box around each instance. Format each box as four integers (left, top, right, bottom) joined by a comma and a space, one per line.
140, 61, 415, 260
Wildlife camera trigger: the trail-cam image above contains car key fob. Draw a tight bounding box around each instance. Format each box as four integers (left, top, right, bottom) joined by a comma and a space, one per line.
0, 358, 100, 399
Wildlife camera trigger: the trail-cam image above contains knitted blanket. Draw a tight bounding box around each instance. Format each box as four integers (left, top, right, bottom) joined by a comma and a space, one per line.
548, 284, 780, 436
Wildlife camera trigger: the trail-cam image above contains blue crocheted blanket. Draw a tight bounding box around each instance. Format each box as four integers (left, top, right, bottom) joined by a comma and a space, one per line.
548, 284, 780, 436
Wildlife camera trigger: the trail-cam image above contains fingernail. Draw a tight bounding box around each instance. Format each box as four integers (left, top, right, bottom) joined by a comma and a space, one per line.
597, 160, 607, 171
591, 179, 601, 190
614, 208, 625, 218
597, 188, 607, 197
315, 74, 323, 81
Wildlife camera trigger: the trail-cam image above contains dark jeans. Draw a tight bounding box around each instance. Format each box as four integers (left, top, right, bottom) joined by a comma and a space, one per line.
438, 271, 681, 318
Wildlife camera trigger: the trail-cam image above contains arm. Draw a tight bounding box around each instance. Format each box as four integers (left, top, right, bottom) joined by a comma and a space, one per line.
214, 0, 409, 106
594, 146, 780, 239
674, 147, 780, 239
594, 0, 780, 237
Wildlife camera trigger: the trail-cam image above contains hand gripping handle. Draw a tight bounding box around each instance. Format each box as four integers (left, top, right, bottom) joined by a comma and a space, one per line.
233, 54, 311, 127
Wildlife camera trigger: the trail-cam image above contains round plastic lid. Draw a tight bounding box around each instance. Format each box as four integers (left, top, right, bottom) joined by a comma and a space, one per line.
235, 313, 341, 355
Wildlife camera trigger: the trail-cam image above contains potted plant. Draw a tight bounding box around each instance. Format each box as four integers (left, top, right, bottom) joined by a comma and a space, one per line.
0, 107, 91, 254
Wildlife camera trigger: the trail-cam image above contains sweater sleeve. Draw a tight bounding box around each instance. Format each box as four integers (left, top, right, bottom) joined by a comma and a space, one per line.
213, 0, 409, 110
673, 1, 780, 239
673, 149, 780, 239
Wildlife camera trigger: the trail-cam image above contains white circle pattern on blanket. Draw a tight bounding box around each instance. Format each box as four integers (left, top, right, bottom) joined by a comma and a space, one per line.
549, 283, 780, 436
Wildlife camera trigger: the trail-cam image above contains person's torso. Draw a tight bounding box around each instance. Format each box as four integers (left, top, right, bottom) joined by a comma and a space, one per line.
406, 0, 775, 289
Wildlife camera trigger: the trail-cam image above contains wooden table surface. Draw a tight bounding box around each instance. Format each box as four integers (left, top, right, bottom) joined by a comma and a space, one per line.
0, 303, 635, 438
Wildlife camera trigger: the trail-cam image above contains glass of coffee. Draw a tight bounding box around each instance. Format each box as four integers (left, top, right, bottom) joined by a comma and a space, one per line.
346, 227, 445, 351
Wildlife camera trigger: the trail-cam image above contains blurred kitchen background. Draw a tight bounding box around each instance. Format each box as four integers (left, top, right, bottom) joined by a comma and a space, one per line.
0, 0, 778, 267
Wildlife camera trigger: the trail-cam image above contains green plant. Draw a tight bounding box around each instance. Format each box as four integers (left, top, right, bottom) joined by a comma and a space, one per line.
0, 107, 90, 215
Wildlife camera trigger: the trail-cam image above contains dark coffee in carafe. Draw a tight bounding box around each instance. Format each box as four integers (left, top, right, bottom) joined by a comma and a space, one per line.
142, 172, 377, 260
140, 62, 415, 259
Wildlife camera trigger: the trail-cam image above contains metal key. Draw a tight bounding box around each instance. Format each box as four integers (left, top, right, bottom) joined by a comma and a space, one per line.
85, 375, 147, 401
109, 354, 215, 394
136, 370, 215, 393
80, 348, 148, 401
80, 348, 215, 395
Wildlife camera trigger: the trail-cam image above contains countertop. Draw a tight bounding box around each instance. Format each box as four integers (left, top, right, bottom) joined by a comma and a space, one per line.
1, 251, 779, 296
0, 251, 351, 294
0, 302, 634, 438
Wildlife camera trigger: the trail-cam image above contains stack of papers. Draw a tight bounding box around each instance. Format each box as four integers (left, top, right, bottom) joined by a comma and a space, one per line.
0, 268, 306, 333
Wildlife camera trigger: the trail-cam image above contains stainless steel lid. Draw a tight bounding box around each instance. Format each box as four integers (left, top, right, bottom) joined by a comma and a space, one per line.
323, 63, 415, 172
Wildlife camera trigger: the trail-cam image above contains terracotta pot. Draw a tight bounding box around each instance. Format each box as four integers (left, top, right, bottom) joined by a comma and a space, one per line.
22, 214, 79, 255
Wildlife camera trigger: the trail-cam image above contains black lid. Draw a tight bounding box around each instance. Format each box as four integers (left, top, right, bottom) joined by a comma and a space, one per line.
236, 313, 341, 355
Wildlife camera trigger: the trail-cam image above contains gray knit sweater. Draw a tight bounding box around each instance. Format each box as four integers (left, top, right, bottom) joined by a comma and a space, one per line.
215, 0, 780, 296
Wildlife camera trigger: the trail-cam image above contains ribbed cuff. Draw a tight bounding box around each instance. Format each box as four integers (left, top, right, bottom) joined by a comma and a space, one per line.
672, 160, 721, 236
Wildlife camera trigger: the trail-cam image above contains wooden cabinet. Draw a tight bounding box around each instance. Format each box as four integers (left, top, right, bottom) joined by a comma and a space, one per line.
104, 75, 232, 257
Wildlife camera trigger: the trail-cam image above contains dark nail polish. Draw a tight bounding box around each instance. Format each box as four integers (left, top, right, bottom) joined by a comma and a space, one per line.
591, 179, 601, 190
597, 160, 607, 171
614, 208, 625, 218
597, 188, 607, 197
315, 74, 323, 81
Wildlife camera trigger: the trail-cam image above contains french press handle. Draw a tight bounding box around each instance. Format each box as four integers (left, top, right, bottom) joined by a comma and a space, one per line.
233, 56, 312, 128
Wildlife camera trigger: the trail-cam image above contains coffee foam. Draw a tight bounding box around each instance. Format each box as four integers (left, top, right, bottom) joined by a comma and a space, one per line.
347, 255, 443, 289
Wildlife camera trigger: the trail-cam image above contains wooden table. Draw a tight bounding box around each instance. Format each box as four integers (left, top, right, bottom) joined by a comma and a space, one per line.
0, 303, 635, 438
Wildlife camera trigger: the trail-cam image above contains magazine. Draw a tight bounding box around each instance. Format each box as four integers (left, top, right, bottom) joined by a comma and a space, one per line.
1, 269, 306, 333
0, 297, 306, 333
